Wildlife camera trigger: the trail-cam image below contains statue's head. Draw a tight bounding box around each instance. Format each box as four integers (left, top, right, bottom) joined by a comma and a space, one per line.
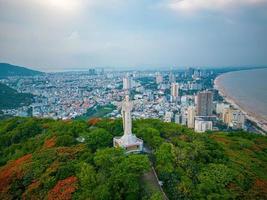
125, 95, 130, 102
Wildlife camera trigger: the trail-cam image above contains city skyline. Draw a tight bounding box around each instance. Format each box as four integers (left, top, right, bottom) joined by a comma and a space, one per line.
1, 0, 267, 71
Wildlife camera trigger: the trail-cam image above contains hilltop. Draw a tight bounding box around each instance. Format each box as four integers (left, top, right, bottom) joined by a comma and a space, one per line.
0, 117, 266, 199
0, 83, 34, 110
0, 63, 43, 77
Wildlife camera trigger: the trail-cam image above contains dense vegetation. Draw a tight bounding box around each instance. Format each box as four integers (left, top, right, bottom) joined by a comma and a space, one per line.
0, 83, 34, 109
0, 117, 153, 200
76, 104, 115, 120
133, 119, 267, 199
0, 117, 267, 199
0, 63, 43, 77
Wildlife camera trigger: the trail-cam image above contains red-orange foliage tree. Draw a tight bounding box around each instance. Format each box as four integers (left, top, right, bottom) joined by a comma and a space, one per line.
48, 176, 78, 200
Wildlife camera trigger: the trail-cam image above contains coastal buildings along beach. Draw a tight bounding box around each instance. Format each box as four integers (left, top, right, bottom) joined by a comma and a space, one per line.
1, 67, 266, 134
215, 69, 267, 133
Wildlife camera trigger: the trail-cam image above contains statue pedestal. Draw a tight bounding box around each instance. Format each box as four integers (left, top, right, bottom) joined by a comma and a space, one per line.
113, 134, 143, 154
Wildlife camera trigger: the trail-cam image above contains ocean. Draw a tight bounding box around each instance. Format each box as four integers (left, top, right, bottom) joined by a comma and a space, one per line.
215, 68, 267, 123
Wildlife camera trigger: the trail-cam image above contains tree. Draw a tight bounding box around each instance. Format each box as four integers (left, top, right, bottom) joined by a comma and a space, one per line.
86, 128, 113, 151
155, 143, 175, 174
135, 127, 164, 149
108, 154, 150, 199
94, 148, 124, 173
56, 135, 75, 147
196, 163, 236, 199
74, 162, 97, 199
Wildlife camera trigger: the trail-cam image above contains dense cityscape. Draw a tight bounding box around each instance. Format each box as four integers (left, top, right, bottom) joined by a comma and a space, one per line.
1, 67, 262, 134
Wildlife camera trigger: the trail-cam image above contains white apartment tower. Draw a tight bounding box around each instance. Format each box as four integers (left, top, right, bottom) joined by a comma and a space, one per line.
123, 75, 132, 90
155, 72, 163, 84
187, 106, 196, 128
169, 72, 176, 83
171, 83, 180, 102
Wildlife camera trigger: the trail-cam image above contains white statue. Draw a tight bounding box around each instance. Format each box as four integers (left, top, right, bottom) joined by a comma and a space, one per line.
113, 95, 143, 153
122, 95, 133, 135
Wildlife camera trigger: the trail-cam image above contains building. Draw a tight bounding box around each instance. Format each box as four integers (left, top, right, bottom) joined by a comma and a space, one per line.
113, 95, 143, 153
231, 110, 245, 129
169, 72, 176, 83
187, 106, 196, 128
194, 118, 213, 133
155, 72, 163, 84
164, 111, 173, 122
223, 108, 245, 129
187, 67, 194, 77
175, 114, 182, 124
196, 91, 213, 116
222, 108, 232, 124
123, 75, 132, 90
88, 69, 96, 75
189, 82, 202, 90
181, 109, 187, 125
171, 83, 180, 102
192, 69, 201, 79
216, 103, 230, 115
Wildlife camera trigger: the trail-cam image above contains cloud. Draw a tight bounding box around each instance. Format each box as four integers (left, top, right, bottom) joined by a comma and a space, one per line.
0, 0, 267, 70
167, 0, 267, 14
66, 31, 80, 41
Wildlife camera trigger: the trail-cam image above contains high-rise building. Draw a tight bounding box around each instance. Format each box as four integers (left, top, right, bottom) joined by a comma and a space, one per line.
187, 67, 194, 77
88, 69, 96, 75
181, 109, 187, 125
231, 110, 245, 129
222, 108, 232, 124
187, 106, 196, 128
175, 114, 182, 124
216, 103, 230, 115
113, 95, 143, 153
171, 83, 180, 102
193, 69, 201, 79
155, 72, 163, 84
196, 91, 213, 116
194, 118, 213, 133
123, 75, 132, 90
223, 108, 245, 129
169, 72, 176, 83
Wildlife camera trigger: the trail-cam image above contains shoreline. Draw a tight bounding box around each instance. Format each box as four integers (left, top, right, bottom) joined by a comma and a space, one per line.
214, 72, 267, 134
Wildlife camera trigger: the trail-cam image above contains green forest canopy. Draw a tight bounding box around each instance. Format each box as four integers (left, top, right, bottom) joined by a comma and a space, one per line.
0, 117, 266, 199
0, 83, 34, 109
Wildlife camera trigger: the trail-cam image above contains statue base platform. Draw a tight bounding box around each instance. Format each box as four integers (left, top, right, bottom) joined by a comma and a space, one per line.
113, 134, 143, 154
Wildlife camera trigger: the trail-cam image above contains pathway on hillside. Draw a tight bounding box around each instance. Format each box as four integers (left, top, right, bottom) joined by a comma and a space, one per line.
143, 145, 169, 200
142, 166, 169, 200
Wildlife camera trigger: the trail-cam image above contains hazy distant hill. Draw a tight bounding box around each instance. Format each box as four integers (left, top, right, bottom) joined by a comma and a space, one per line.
0, 83, 34, 109
0, 63, 43, 77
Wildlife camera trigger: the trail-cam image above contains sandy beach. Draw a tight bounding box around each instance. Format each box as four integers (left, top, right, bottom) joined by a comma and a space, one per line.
214, 73, 267, 133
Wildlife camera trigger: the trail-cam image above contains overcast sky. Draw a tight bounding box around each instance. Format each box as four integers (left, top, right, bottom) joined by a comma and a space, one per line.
0, 0, 267, 71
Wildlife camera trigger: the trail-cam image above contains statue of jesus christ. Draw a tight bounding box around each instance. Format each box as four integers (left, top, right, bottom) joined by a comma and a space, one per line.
122, 95, 133, 136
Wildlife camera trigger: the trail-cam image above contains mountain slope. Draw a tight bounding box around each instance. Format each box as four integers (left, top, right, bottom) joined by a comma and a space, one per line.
0, 117, 266, 199
0, 63, 43, 77
0, 83, 34, 109
0, 117, 151, 199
